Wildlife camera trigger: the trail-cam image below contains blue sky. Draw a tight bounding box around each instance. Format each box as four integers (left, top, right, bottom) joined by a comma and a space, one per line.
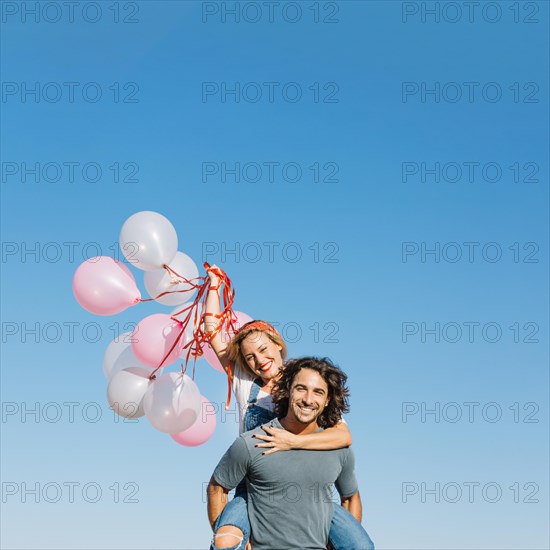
1, 1, 549, 548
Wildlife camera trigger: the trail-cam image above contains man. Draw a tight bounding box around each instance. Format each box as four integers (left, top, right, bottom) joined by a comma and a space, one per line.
207, 356, 374, 549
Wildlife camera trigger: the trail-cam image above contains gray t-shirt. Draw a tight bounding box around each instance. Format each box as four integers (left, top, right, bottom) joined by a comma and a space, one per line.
213, 418, 358, 549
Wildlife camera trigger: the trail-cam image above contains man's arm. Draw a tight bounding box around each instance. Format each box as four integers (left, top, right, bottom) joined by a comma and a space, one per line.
335, 448, 363, 521
207, 436, 250, 530
341, 490, 362, 522
207, 476, 230, 530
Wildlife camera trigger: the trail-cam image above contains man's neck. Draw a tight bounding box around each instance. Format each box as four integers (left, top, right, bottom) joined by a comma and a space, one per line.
278, 416, 320, 435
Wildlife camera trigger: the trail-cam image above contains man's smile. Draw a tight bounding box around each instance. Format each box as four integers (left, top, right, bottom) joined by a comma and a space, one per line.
296, 404, 317, 414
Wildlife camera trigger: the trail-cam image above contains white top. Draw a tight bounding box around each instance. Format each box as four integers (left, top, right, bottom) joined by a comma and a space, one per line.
231, 362, 275, 434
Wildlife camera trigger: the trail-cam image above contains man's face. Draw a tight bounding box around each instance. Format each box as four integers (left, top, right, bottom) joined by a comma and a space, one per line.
287, 368, 330, 426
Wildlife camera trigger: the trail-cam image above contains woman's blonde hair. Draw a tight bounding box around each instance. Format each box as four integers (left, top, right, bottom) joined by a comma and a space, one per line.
228, 320, 287, 375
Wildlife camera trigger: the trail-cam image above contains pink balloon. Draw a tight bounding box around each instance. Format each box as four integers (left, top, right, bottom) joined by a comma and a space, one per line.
132, 314, 186, 369
229, 310, 253, 336
170, 396, 217, 446
201, 341, 225, 373
73, 256, 141, 316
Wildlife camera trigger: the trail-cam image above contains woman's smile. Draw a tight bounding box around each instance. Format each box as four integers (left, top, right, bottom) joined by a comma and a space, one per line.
258, 360, 273, 373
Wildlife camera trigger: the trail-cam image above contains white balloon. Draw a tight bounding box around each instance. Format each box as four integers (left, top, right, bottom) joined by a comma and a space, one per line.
170, 303, 194, 323
144, 252, 199, 306
103, 332, 163, 380
143, 372, 201, 434
119, 211, 178, 271
103, 332, 141, 379
107, 367, 152, 419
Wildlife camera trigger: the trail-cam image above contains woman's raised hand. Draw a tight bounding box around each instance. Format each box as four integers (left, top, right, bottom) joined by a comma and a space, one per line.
253, 424, 298, 454
206, 264, 223, 290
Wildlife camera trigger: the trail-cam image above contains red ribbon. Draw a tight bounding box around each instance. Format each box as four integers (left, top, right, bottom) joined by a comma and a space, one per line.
146, 262, 238, 409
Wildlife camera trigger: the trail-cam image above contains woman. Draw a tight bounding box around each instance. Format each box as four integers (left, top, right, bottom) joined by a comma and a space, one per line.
205, 266, 374, 550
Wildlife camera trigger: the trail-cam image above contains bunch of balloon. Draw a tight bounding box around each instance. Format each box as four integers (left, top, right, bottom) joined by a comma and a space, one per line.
72, 211, 241, 447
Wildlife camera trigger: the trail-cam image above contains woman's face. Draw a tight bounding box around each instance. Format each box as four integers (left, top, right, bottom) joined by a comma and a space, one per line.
240, 331, 283, 380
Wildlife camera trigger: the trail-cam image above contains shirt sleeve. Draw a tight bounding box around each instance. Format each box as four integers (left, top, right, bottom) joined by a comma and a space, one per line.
334, 448, 359, 499
231, 362, 254, 403
212, 436, 250, 491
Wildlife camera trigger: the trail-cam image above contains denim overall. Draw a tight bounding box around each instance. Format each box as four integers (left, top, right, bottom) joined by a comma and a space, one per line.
210, 378, 374, 550
242, 377, 277, 432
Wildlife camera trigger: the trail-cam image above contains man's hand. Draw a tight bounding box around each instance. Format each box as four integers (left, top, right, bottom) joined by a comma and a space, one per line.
341, 491, 363, 523
253, 424, 299, 454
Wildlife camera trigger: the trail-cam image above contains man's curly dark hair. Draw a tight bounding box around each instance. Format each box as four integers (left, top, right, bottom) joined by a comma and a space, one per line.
272, 357, 350, 428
